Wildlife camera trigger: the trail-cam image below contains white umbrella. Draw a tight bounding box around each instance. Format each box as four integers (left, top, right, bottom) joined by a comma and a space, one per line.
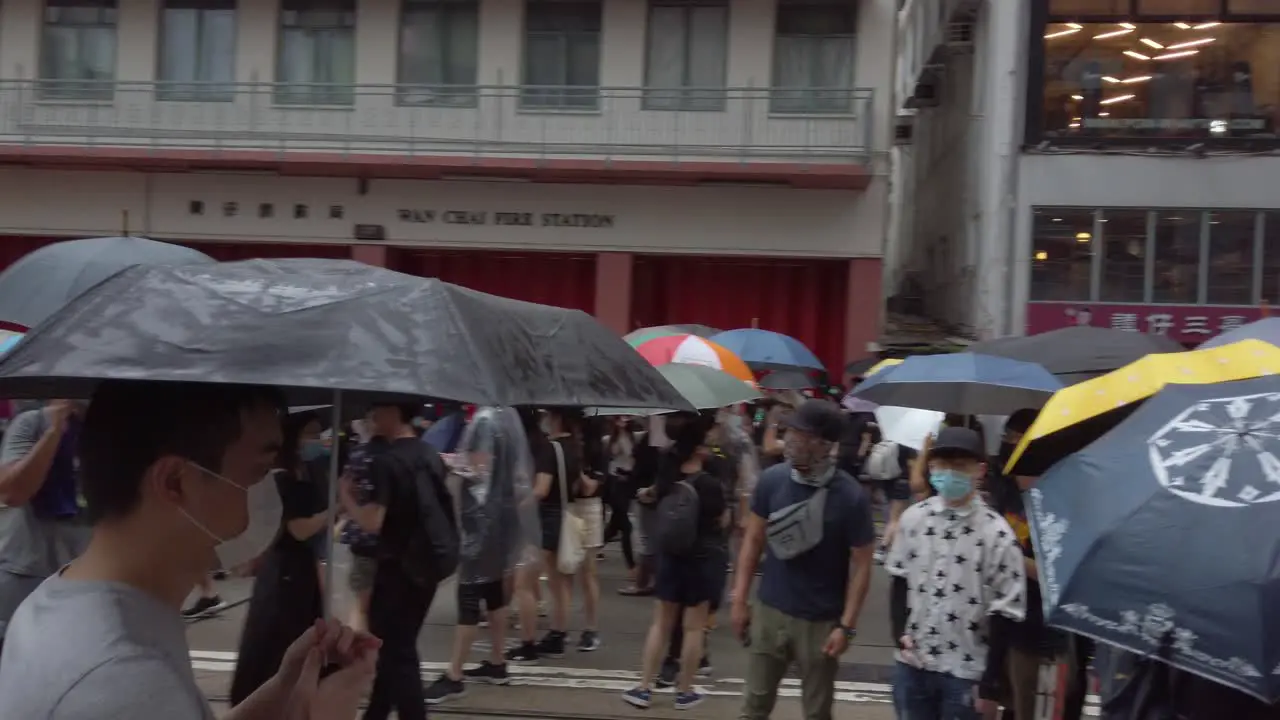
874, 406, 944, 451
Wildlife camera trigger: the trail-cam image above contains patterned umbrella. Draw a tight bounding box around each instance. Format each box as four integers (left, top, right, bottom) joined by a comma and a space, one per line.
624, 324, 721, 346
632, 334, 754, 383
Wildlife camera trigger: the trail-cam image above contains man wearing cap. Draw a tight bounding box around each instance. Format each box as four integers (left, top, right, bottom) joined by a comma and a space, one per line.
886, 426, 1027, 719
732, 400, 876, 720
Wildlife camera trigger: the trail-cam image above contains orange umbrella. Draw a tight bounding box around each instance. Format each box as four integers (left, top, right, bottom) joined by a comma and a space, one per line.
633, 334, 754, 383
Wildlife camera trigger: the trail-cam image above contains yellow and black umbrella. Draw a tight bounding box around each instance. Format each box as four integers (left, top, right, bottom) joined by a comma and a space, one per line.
864, 358, 903, 377
1004, 339, 1280, 476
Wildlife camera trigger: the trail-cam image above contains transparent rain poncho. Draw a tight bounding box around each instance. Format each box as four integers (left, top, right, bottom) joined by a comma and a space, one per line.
451, 406, 541, 585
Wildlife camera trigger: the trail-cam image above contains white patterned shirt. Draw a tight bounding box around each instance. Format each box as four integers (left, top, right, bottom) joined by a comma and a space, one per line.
886, 496, 1027, 681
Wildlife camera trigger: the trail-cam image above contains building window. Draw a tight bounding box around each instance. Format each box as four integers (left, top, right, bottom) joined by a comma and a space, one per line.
158, 0, 236, 102
1152, 211, 1201, 304
1099, 209, 1148, 302
1263, 213, 1280, 304
1047, 0, 1128, 12
1135, 0, 1219, 13
397, 0, 479, 107
40, 0, 117, 100
1038, 19, 1280, 142
522, 0, 602, 110
277, 0, 356, 106
1206, 211, 1256, 305
770, 0, 856, 114
1030, 209, 1095, 302
643, 1, 728, 111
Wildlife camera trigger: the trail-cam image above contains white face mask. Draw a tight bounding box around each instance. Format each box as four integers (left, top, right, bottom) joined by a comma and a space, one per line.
181, 463, 283, 570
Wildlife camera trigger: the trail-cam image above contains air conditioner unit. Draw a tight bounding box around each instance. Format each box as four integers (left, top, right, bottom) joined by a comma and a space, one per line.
947, 21, 975, 51
895, 113, 915, 145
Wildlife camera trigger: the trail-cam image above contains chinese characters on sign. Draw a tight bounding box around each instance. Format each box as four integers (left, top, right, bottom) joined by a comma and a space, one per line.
189, 201, 346, 221
1026, 303, 1261, 345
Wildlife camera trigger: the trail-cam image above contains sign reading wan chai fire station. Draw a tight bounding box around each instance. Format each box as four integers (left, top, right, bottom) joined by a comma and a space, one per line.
397, 208, 616, 229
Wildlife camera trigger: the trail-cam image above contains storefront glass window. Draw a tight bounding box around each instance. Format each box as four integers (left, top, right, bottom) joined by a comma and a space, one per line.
1031, 208, 1094, 301
1099, 209, 1148, 302
1262, 212, 1280, 304
1136, 0, 1220, 13
1152, 210, 1201, 303
1040, 21, 1280, 141
1229, 0, 1280, 14
1206, 211, 1256, 305
1047, 0, 1128, 13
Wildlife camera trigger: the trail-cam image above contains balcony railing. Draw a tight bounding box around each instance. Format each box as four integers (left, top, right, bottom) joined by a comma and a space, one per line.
0, 81, 875, 165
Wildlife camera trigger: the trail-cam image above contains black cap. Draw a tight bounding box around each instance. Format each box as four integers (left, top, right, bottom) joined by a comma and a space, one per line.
784, 399, 846, 443
931, 426, 986, 461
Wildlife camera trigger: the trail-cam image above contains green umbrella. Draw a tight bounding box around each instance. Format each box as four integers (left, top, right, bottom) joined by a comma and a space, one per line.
623, 324, 720, 347
656, 363, 761, 410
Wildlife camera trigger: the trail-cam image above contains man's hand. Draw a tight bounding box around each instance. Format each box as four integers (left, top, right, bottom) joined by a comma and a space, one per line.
730, 600, 752, 643
44, 400, 76, 433
280, 619, 381, 720
974, 687, 999, 717
822, 627, 849, 658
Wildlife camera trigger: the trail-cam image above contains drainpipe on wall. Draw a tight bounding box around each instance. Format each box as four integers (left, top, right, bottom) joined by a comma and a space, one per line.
1000, 0, 1029, 338
880, 0, 901, 337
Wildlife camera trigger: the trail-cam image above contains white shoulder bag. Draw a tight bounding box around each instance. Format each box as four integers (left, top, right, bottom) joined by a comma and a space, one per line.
552, 440, 587, 575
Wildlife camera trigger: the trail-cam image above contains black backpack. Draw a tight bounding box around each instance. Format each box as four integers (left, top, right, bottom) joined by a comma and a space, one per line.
656, 475, 702, 556
384, 443, 459, 587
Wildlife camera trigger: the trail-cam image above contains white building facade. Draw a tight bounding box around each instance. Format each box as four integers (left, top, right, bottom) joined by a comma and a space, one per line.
892, 0, 1280, 346
0, 0, 897, 372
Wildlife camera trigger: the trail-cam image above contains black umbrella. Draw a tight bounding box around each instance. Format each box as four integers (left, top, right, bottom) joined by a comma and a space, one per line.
0, 258, 693, 411
758, 369, 816, 391
843, 356, 881, 377
968, 327, 1183, 385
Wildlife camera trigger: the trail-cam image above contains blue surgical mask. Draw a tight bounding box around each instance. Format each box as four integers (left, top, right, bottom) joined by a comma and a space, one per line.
929, 468, 974, 501
299, 440, 328, 463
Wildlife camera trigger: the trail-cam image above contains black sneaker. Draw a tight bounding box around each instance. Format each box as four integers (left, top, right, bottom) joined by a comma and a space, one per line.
424, 675, 466, 705
656, 659, 679, 688
698, 656, 713, 677
577, 630, 601, 652
462, 660, 510, 685
534, 631, 566, 658
182, 595, 226, 619
505, 641, 539, 664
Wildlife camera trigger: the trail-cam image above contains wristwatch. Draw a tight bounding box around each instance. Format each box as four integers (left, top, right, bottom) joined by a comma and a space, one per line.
838, 625, 857, 640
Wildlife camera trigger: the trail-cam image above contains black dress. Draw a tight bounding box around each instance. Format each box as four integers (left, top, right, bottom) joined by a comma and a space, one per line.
229, 468, 326, 706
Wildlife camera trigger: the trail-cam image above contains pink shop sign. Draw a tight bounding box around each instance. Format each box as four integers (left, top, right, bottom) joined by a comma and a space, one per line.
1025, 302, 1264, 344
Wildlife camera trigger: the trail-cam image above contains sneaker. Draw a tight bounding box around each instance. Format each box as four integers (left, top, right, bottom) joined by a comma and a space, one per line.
622, 687, 652, 709
577, 630, 601, 652
537, 600, 549, 618
534, 630, 566, 658
424, 675, 466, 705
462, 661, 510, 685
182, 595, 226, 619
697, 657, 713, 677
674, 690, 706, 710
656, 660, 678, 689
505, 641, 539, 664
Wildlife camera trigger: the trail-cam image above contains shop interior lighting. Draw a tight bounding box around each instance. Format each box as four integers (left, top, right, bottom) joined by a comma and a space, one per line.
1123, 50, 1151, 61
1067, 23, 1082, 29
1120, 23, 1136, 29
1174, 22, 1192, 29
1046, 27, 1081, 38
1035, 251, 1049, 260
1167, 37, 1215, 50
1069, 122, 1081, 128
1071, 94, 1084, 100
1094, 28, 1135, 39
1122, 75, 1153, 84
1103, 76, 1121, 83
1140, 38, 1164, 49
1099, 112, 1111, 116
1155, 49, 1199, 60
1193, 22, 1220, 30
1100, 94, 1135, 105
1076, 232, 1092, 241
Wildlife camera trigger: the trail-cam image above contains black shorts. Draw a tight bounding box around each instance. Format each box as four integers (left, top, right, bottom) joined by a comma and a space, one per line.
457, 580, 507, 625
654, 547, 726, 608
540, 511, 562, 553
887, 477, 913, 502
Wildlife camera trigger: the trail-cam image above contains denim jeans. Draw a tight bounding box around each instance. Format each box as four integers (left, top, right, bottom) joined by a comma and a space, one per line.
894, 662, 980, 720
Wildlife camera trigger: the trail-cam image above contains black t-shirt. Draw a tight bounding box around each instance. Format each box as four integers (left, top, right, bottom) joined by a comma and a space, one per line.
688, 471, 727, 542
275, 468, 326, 557
533, 435, 580, 514
370, 438, 434, 566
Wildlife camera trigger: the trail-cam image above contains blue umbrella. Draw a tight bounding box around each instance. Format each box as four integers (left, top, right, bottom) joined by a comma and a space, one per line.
0, 330, 22, 356
1201, 317, 1280, 350
1027, 376, 1280, 702
710, 328, 823, 370
848, 353, 1062, 416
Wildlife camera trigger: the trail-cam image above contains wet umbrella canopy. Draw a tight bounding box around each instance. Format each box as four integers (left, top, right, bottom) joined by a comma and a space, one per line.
969, 326, 1184, 385
0, 258, 693, 410
0, 236, 214, 331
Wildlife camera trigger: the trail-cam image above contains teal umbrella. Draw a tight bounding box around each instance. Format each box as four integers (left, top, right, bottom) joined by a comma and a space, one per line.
656, 363, 761, 410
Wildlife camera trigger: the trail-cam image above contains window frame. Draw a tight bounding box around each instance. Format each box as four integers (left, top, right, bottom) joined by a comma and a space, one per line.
274, 0, 357, 107
156, 0, 237, 103
641, 0, 730, 112
395, 0, 480, 108
1028, 206, 1272, 306
769, 0, 858, 115
39, 0, 119, 101
519, 0, 604, 112
1026, 0, 1280, 147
